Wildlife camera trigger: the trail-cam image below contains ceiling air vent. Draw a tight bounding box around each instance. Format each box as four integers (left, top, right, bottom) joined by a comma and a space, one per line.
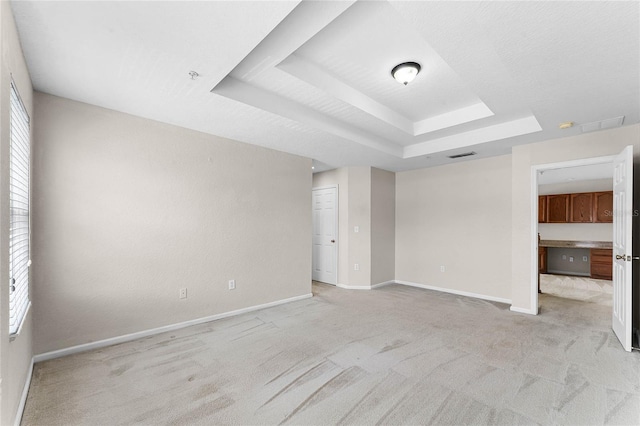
581, 116, 624, 133
448, 151, 477, 159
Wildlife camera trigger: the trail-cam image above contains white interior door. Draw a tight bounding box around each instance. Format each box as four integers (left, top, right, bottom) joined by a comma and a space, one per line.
312, 187, 338, 285
612, 145, 633, 352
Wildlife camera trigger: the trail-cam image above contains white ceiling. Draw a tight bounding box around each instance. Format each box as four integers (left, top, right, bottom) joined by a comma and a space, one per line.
11, 0, 640, 173
538, 163, 613, 186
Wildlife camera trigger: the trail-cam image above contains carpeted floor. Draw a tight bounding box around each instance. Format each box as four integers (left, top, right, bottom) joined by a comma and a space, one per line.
22, 282, 640, 425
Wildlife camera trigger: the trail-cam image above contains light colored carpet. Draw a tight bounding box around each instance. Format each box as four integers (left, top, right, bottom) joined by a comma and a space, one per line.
22, 283, 640, 425
540, 274, 613, 306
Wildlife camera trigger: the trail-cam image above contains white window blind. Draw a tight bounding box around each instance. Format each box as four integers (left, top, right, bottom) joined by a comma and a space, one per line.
9, 81, 30, 335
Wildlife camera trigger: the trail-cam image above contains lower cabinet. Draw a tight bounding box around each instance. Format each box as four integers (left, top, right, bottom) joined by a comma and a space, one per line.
538, 247, 612, 280
590, 249, 613, 280
539, 247, 547, 273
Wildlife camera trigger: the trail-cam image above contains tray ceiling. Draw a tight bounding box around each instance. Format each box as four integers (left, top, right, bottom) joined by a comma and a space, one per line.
11, 0, 640, 172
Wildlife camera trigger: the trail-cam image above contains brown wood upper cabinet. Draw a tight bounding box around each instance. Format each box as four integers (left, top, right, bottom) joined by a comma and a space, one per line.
538, 196, 547, 223
593, 191, 613, 223
570, 192, 594, 223
539, 191, 613, 223
546, 194, 570, 223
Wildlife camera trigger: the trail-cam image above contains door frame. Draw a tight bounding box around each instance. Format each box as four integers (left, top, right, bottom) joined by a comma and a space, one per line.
530, 155, 616, 314
312, 185, 339, 285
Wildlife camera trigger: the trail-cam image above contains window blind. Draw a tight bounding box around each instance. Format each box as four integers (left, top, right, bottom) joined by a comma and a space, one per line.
9, 81, 30, 335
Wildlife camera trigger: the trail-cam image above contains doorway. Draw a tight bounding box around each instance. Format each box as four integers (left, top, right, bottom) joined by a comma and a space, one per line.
531, 147, 634, 351
312, 186, 338, 285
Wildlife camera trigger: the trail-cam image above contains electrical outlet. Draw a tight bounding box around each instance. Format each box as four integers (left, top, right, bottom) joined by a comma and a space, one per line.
228, 279, 236, 290
583, 256, 588, 262
569, 256, 574, 262
440, 265, 445, 272
354, 226, 359, 233
562, 255, 567, 260
354, 264, 360, 271
179, 288, 187, 299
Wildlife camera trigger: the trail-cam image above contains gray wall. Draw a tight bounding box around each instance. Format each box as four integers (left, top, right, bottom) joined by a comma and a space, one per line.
348, 167, 372, 287
395, 155, 513, 300
546, 248, 591, 276
312, 166, 395, 287
0, 1, 34, 424
371, 168, 395, 285
32, 93, 312, 354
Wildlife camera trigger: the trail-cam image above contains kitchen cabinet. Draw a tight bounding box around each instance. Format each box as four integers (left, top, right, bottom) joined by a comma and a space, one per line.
590, 248, 613, 280
546, 194, 570, 223
538, 196, 547, 223
538, 241, 613, 280
593, 192, 613, 223
539, 246, 547, 273
570, 192, 594, 223
539, 191, 613, 223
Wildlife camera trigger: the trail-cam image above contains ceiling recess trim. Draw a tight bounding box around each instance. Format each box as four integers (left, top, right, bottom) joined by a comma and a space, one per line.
278, 54, 414, 134
213, 76, 404, 157
278, 54, 495, 137
403, 115, 542, 158
210, 0, 545, 160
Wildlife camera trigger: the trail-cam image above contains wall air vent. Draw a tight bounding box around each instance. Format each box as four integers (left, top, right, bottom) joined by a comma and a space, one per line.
448, 151, 477, 159
581, 116, 624, 133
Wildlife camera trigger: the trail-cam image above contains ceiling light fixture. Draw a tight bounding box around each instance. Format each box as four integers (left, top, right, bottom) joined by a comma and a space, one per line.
391, 62, 421, 85
559, 121, 573, 129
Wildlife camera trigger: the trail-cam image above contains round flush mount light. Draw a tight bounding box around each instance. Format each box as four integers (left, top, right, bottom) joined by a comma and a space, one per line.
391, 62, 421, 85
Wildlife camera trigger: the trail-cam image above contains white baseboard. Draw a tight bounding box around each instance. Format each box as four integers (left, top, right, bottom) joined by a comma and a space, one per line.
337, 283, 372, 290
395, 280, 512, 305
14, 357, 34, 426
371, 280, 395, 289
335, 280, 395, 290
34, 293, 313, 363
510, 305, 538, 315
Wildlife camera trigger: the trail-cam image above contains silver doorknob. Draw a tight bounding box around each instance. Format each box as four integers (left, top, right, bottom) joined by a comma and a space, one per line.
616, 254, 626, 260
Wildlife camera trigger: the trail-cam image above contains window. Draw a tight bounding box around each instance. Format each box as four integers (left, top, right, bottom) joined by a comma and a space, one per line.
9, 81, 30, 336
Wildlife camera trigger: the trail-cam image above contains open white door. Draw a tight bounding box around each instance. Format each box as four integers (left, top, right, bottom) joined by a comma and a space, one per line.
312, 187, 338, 285
612, 145, 633, 352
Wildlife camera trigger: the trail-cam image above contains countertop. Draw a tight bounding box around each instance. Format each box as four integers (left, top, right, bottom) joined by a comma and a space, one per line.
539, 240, 613, 249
